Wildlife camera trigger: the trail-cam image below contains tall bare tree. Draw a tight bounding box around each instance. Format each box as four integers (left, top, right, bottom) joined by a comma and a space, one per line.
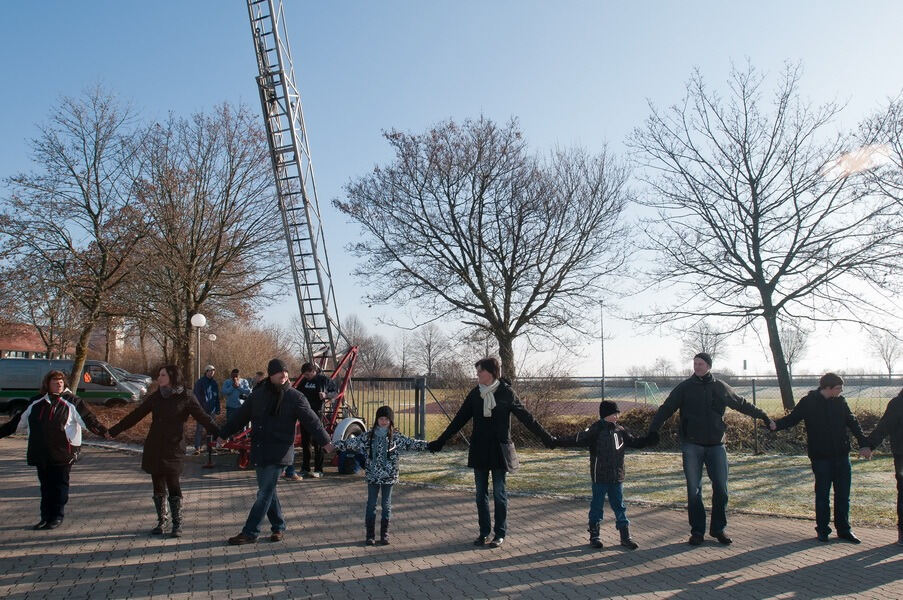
413, 323, 449, 383
132, 104, 284, 379
868, 329, 901, 380
680, 320, 729, 361
343, 315, 395, 377
629, 64, 901, 410
0, 87, 147, 387
336, 118, 631, 379
779, 319, 810, 381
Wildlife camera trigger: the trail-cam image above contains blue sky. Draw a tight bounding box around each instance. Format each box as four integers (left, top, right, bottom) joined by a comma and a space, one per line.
2, 1, 902, 376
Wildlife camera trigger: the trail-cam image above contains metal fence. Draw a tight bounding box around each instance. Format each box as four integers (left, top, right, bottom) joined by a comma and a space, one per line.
346, 377, 427, 439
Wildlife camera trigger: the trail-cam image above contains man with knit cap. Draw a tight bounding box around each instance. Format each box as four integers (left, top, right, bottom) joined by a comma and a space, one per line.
220, 358, 334, 545
646, 352, 776, 546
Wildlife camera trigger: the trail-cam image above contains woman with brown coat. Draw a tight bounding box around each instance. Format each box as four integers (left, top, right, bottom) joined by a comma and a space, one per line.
108, 364, 220, 537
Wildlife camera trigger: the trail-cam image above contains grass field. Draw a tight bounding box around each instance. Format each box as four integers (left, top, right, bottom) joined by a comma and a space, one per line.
398, 449, 900, 527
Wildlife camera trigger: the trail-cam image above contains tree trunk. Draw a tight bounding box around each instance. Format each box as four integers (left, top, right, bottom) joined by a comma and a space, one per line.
68, 320, 97, 392
496, 334, 517, 381
180, 323, 194, 387
763, 307, 795, 411
104, 316, 113, 363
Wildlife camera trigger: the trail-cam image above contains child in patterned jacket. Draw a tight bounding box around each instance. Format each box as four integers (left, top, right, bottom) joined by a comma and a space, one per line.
332, 405, 428, 545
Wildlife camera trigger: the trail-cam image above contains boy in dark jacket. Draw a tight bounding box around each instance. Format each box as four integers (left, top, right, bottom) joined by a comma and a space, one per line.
774, 372, 868, 543
861, 387, 903, 546
557, 400, 655, 550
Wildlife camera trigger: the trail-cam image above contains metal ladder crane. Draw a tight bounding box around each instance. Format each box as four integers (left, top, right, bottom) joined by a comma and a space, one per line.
244, 0, 361, 437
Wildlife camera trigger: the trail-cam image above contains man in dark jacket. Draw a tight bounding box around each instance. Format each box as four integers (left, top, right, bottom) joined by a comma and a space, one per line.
861, 387, 903, 546
647, 352, 775, 546
294, 362, 337, 478
775, 373, 869, 543
428, 357, 555, 548
557, 400, 654, 550
220, 358, 334, 545
192, 365, 220, 455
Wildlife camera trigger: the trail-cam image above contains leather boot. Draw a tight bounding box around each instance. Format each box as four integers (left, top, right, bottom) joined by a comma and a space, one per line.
619, 525, 638, 550
365, 516, 376, 546
588, 521, 603, 549
151, 495, 169, 535
378, 518, 390, 545
169, 496, 183, 538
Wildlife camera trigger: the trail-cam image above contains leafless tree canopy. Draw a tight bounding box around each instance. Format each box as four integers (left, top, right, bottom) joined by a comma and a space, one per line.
680, 320, 729, 361
0, 87, 147, 388
868, 329, 901, 380
629, 64, 902, 409
778, 318, 810, 379
336, 118, 631, 379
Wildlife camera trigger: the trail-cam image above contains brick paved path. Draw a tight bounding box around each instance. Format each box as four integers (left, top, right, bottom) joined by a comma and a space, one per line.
0, 440, 900, 599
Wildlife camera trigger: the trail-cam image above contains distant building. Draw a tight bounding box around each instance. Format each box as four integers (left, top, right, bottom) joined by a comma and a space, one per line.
0, 322, 74, 359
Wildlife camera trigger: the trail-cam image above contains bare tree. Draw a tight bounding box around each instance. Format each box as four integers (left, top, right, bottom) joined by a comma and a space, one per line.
132, 104, 285, 379
394, 332, 413, 377
868, 329, 901, 380
413, 323, 449, 383
779, 319, 810, 381
0, 87, 148, 388
629, 63, 901, 410
336, 117, 631, 380
680, 320, 729, 361
651, 357, 676, 378
343, 315, 396, 377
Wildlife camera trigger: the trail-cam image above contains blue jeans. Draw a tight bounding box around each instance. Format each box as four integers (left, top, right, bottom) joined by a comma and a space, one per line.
366, 483, 394, 521
284, 464, 296, 477
474, 469, 507, 538
589, 482, 629, 529
681, 442, 729, 536
810, 456, 852, 535
242, 464, 286, 538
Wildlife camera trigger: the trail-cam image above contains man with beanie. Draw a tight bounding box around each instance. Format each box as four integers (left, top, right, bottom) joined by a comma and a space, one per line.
773, 373, 869, 543
220, 358, 334, 545
646, 352, 776, 546
556, 400, 656, 550
192, 365, 220, 455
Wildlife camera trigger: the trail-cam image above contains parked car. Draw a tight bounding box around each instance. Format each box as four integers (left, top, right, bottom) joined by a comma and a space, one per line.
0, 358, 141, 414
109, 366, 152, 389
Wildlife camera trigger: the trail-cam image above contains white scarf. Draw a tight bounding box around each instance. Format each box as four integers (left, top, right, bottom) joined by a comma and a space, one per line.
479, 379, 500, 417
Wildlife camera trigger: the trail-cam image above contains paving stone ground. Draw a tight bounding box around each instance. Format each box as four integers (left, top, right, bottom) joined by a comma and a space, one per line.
0, 439, 900, 600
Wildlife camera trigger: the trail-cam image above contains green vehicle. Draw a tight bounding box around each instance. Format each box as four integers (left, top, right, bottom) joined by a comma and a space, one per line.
0, 358, 141, 414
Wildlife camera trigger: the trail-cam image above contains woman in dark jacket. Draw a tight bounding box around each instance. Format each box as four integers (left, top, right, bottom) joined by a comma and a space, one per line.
0, 369, 108, 530
108, 364, 220, 538
862, 387, 903, 546
428, 358, 555, 548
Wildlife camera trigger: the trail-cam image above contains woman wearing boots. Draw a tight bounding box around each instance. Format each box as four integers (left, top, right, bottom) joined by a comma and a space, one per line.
0, 369, 108, 530
108, 364, 220, 537
332, 405, 428, 545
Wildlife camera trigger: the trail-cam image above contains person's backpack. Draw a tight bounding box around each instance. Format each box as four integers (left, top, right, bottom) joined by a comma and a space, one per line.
337, 449, 366, 474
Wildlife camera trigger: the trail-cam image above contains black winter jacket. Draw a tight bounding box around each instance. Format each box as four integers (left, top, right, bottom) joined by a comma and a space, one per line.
649, 373, 770, 445
219, 380, 330, 467
866, 389, 903, 455
0, 392, 106, 467
434, 381, 553, 472
295, 373, 336, 414
775, 389, 868, 459
557, 420, 647, 483
109, 387, 220, 475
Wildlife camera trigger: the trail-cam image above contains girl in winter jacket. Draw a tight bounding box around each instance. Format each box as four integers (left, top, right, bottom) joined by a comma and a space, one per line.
108, 364, 220, 538
332, 405, 428, 545
556, 400, 654, 550
0, 369, 108, 530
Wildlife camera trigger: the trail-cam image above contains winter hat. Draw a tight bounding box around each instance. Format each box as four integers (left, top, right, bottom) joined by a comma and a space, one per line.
599, 400, 620, 419
374, 405, 395, 427
694, 352, 713, 367
204, 365, 216, 373
267, 358, 288, 376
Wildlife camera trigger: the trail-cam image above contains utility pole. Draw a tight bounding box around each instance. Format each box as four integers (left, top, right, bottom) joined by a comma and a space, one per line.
600, 303, 606, 400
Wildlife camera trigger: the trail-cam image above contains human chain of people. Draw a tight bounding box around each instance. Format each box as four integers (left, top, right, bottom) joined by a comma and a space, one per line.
1, 353, 900, 552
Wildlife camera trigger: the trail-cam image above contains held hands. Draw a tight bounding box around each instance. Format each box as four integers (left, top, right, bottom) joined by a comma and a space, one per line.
767, 418, 777, 431
645, 431, 660, 447
543, 435, 558, 450
859, 447, 872, 460
426, 440, 443, 453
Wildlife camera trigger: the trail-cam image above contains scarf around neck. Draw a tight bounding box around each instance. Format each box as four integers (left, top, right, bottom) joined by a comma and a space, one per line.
479, 379, 500, 417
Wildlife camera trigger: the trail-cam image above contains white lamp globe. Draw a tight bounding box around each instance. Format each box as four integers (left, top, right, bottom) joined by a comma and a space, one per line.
190, 313, 207, 328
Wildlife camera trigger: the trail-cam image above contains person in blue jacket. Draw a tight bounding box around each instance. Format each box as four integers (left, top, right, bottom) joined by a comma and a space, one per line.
192, 365, 220, 454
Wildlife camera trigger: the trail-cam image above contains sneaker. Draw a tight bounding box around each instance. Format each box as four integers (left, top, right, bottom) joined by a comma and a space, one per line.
41, 518, 63, 530
488, 536, 505, 548
270, 531, 284, 542
311, 471, 323, 479
33, 521, 47, 530
228, 532, 257, 545
473, 535, 489, 546
282, 473, 302, 481
817, 533, 830, 543
710, 531, 733, 545
300, 471, 312, 478
193, 448, 202, 456
688, 533, 704, 546
837, 531, 861, 544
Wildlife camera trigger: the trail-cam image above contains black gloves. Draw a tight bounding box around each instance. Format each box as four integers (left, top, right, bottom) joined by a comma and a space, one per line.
645, 431, 660, 447
427, 440, 444, 453
544, 435, 558, 449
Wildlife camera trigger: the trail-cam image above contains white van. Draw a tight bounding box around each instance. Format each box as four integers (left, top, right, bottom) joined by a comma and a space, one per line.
0, 358, 141, 414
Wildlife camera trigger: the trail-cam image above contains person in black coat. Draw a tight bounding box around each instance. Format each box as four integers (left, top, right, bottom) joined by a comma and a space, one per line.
293, 362, 337, 478
428, 357, 555, 548
861, 386, 903, 546
556, 400, 655, 550
773, 372, 868, 543
219, 358, 334, 545
0, 369, 108, 530
646, 352, 775, 546
108, 364, 220, 538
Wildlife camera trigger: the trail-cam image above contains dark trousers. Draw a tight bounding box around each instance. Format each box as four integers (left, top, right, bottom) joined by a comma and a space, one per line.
151, 472, 182, 497
681, 442, 729, 535
894, 454, 902, 528
810, 455, 852, 535
36, 464, 72, 522
301, 426, 324, 472
474, 468, 508, 538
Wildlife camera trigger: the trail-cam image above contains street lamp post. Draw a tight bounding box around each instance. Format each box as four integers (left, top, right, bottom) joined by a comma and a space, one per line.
600, 303, 606, 401
190, 313, 207, 382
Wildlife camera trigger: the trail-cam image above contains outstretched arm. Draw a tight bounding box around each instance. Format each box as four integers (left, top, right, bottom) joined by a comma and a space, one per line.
509, 392, 555, 448
108, 397, 153, 437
